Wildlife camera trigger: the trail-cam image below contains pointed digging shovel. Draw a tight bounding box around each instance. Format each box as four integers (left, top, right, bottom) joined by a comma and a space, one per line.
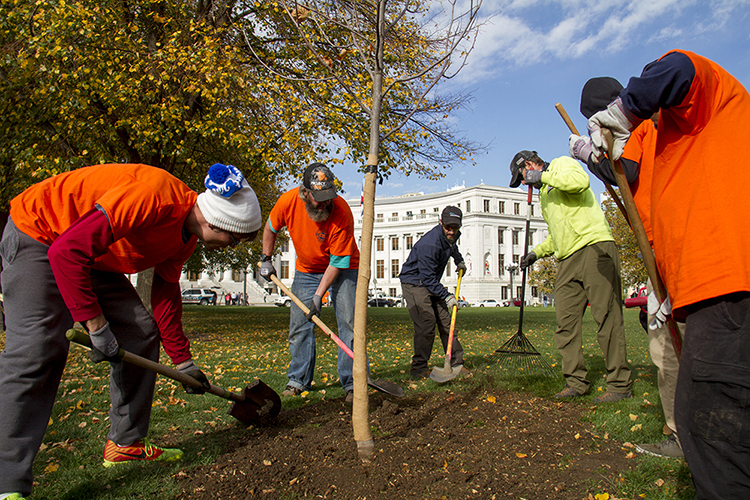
267, 272, 404, 397
66, 329, 281, 427
430, 268, 465, 383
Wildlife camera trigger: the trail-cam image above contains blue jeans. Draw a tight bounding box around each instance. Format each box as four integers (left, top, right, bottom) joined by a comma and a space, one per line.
288, 269, 357, 392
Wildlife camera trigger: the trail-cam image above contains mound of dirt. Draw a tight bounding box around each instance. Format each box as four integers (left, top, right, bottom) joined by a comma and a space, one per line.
178, 386, 634, 499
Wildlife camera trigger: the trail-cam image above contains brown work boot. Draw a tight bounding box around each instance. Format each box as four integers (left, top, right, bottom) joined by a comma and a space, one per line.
554, 384, 585, 399
281, 385, 303, 396
345, 390, 354, 404
592, 389, 632, 404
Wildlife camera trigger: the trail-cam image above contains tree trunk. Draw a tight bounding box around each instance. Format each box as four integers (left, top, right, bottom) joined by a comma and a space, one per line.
135, 268, 155, 314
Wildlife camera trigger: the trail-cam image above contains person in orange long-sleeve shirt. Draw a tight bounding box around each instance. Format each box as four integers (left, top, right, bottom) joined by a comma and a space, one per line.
0, 163, 261, 500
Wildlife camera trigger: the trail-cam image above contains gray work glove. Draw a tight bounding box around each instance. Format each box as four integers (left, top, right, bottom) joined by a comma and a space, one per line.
587, 96, 640, 161
179, 361, 211, 394
520, 251, 537, 270
305, 294, 323, 322
445, 295, 459, 312
88, 322, 121, 363
259, 260, 277, 282
569, 134, 594, 163
523, 169, 543, 189
647, 292, 672, 331
456, 261, 467, 275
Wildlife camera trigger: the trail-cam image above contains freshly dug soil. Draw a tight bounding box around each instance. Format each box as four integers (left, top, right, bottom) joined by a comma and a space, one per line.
177, 385, 634, 499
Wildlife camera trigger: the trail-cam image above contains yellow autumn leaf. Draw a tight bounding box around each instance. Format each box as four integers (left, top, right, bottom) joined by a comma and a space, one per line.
487, 395, 496, 404
515, 453, 527, 458
44, 463, 60, 474
630, 424, 643, 432
595, 493, 610, 500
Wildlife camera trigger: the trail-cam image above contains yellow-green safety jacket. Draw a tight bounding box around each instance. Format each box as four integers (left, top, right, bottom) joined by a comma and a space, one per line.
533, 156, 614, 260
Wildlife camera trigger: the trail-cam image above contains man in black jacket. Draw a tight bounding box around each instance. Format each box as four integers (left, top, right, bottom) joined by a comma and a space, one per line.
399, 206, 467, 379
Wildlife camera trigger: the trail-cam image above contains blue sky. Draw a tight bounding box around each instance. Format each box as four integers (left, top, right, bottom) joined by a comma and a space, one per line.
319, 0, 750, 202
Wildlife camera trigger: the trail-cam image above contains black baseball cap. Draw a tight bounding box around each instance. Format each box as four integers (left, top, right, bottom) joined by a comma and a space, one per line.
303, 163, 337, 202
441, 206, 462, 227
509, 150, 535, 188
580, 77, 623, 119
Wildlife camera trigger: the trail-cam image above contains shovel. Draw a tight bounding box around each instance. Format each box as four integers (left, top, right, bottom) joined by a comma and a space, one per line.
430, 268, 465, 383
267, 273, 404, 397
66, 329, 281, 427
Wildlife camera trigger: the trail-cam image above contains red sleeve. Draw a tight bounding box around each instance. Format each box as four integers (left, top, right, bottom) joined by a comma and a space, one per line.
47, 208, 114, 322
151, 272, 192, 364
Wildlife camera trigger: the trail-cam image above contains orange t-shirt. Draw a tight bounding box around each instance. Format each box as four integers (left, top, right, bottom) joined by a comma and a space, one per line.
650, 51, 750, 309
623, 120, 658, 245
268, 188, 359, 273
10, 164, 198, 282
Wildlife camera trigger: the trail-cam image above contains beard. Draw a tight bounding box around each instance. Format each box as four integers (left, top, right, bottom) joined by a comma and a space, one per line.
305, 199, 332, 222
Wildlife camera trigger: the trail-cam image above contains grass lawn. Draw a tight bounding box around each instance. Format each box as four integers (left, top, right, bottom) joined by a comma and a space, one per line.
0, 305, 694, 499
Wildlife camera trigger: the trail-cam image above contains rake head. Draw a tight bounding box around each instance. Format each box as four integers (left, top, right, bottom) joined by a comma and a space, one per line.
494, 330, 558, 378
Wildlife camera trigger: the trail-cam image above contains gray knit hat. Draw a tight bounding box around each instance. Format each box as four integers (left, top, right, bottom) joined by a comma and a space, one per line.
196, 163, 262, 233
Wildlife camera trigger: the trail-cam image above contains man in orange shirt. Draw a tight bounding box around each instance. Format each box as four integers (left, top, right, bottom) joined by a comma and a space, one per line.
586, 51, 750, 498
0, 163, 261, 500
260, 163, 360, 403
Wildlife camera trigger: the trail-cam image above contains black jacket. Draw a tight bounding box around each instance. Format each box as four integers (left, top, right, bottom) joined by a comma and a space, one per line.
399, 224, 463, 298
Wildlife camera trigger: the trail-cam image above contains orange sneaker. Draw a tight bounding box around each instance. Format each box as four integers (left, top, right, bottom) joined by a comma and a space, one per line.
103, 438, 183, 468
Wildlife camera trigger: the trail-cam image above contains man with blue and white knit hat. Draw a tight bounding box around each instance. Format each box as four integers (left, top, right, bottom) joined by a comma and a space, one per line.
0, 162, 260, 499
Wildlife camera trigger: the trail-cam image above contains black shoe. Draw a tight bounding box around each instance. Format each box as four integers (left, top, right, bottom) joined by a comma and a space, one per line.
410, 371, 429, 380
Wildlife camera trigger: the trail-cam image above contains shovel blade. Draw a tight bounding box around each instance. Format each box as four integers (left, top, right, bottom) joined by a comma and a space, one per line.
228, 379, 281, 427
430, 364, 464, 384
367, 377, 405, 397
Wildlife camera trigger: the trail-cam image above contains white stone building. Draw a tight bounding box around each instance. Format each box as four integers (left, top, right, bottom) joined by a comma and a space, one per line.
257, 183, 550, 305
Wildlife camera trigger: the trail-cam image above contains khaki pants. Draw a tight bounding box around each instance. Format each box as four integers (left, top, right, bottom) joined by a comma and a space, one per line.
554, 241, 632, 394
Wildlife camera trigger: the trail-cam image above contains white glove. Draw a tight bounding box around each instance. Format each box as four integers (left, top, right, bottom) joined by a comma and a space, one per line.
568, 134, 593, 163
587, 97, 640, 161
446, 295, 458, 311
647, 291, 672, 331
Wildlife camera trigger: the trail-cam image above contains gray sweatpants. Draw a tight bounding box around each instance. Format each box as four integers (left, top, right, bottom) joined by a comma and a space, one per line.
0, 218, 160, 496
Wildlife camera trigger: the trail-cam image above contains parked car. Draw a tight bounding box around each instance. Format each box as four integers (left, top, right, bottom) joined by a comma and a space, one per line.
275, 295, 292, 307
367, 297, 395, 307
457, 299, 470, 308
502, 298, 522, 307
474, 299, 502, 308
181, 288, 216, 305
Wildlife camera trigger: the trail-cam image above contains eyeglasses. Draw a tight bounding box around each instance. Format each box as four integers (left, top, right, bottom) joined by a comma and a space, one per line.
209, 225, 252, 246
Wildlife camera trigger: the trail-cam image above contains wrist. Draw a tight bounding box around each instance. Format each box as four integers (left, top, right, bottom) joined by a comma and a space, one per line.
260, 253, 271, 262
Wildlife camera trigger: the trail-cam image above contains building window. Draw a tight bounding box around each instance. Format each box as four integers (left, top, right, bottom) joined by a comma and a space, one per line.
433, 207, 439, 212
528, 231, 533, 246
484, 199, 490, 212
512, 231, 519, 245
280, 241, 289, 252
498, 228, 504, 244
516, 286, 523, 298
513, 254, 519, 264
445, 261, 451, 277
187, 270, 199, 281
465, 200, 471, 213
514, 202, 520, 215
391, 237, 399, 251
376, 238, 384, 252
406, 211, 413, 220
532, 286, 538, 297
389, 287, 397, 297
281, 261, 290, 279
376, 213, 384, 222
499, 254, 505, 275
499, 201, 505, 213
406, 235, 413, 249
391, 259, 400, 278
502, 286, 508, 300
376, 259, 384, 279
531, 204, 535, 216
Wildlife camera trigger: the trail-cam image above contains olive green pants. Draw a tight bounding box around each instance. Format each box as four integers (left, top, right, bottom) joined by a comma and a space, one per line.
554, 241, 632, 394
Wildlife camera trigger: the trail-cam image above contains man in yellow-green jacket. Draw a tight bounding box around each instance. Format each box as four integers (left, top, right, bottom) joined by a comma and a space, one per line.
509, 150, 632, 403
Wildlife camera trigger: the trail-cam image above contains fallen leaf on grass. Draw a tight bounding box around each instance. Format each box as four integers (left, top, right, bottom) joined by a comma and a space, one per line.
515, 453, 527, 458
625, 452, 636, 459
630, 424, 642, 432
595, 493, 610, 500
629, 414, 638, 421
486, 395, 496, 404
44, 463, 60, 474
263, 459, 272, 466
655, 479, 665, 487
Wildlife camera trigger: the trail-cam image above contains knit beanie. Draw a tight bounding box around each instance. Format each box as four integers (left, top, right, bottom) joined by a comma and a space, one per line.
580, 77, 623, 119
196, 163, 262, 234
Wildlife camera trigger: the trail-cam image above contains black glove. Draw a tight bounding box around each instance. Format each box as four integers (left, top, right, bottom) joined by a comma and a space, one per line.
524, 169, 543, 189
305, 294, 322, 322
260, 260, 277, 282
88, 322, 121, 364
179, 361, 211, 394
456, 261, 467, 274
520, 251, 537, 270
